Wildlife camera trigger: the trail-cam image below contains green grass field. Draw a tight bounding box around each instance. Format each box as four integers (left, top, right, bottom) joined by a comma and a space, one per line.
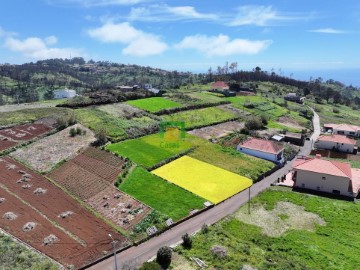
0, 107, 71, 126
126, 97, 181, 112
106, 133, 195, 168
163, 107, 237, 129
75, 108, 158, 141
188, 141, 275, 180
266, 120, 301, 133
176, 188, 360, 270
120, 167, 206, 221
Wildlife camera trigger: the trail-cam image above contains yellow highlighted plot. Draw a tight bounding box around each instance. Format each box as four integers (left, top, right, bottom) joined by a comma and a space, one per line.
152, 156, 253, 204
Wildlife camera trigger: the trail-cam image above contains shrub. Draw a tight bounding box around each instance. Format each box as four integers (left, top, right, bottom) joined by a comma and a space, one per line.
94, 128, 107, 145
181, 233, 192, 249
245, 116, 263, 130
333, 108, 340, 113
156, 246, 172, 268
69, 128, 76, 137
260, 114, 269, 126
76, 127, 82, 135
201, 224, 209, 234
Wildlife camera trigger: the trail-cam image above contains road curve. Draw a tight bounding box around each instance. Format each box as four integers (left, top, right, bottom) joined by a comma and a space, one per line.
88, 110, 320, 270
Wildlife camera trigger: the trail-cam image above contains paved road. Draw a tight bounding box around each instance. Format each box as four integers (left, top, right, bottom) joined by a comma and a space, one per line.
88, 111, 321, 270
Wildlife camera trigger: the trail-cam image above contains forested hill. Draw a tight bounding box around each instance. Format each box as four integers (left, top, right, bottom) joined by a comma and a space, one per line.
0, 58, 359, 107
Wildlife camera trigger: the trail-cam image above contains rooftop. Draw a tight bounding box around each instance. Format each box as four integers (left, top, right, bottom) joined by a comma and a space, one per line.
239, 137, 284, 154
317, 134, 356, 145
324, 123, 360, 132
293, 156, 352, 178
212, 81, 229, 88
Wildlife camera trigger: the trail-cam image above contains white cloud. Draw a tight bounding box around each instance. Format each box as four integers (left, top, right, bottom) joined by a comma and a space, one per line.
128, 4, 218, 22
0, 26, 17, 38
229, 5, 306, 26
175, 34, 272, 57
309, 28, 345, 34
44, 35, 58, 45
46, 0, 144, 7
4, 36, 83, 59
87, 22, 168, 56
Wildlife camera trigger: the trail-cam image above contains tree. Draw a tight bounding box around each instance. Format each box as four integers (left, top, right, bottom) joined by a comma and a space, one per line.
156, 246, 172, 268
181, 233, 192, 249
245, 116, 264, 130
333, 92, 342, 104
44, 89, 54, 100
95, 128, 107, 145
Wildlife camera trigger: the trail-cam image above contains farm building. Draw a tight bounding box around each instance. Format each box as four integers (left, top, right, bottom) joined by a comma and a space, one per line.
292, 155, 360, 197
284, 93, 305, 104
54, 89, 76, 99
315, 134, 357, 153
284, 132, 305, 146
237, 137, 285, 165
324, 123, 360, 137
212, 81, 229, 90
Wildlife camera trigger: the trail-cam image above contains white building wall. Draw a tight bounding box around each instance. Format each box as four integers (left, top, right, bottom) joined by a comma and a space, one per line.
294, 170, 352, 197
333, 129, 357, 137
54, 90, 76, 99
237, 146, 284, 164
316, 140, 354, 153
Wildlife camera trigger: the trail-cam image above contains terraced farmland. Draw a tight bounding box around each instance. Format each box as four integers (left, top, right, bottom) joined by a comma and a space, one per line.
0, 157, 126, 269
152, 156, 253, 204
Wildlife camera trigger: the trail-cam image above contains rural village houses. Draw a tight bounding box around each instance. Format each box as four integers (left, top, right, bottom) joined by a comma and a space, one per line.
315, 134, 357, 153
292, 155, 360, 197
324, 123, 360, 137
237, 137, 285, 165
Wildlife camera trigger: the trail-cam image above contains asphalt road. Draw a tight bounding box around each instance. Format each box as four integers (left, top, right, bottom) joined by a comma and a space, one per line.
88, 111, 320, 270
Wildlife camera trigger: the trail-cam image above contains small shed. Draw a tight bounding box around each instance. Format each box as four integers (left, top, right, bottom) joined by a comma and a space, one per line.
284, 132, 305, 146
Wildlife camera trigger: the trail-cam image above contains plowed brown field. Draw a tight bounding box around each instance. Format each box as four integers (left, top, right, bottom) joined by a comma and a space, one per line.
0, 157, 127, 269
0, 123, 52, 141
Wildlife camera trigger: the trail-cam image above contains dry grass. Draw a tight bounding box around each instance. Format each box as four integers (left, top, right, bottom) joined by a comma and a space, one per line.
234, 201, 326, 237
10, 124, 95, 173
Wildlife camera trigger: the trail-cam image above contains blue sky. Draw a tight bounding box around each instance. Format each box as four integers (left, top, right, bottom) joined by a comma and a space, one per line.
0, 0, 359, 84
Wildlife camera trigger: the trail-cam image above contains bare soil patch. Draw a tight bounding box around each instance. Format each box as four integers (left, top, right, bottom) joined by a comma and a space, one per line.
188, 121, 244, 140
278, 116, 305, 130
86, 186, 151, 230
0, 137, 18, 152
234, 201, 325, 237
0, 123, 52, 141
10, 124, 95, 173
97, 103, 145, 118
0, 157, 127, 268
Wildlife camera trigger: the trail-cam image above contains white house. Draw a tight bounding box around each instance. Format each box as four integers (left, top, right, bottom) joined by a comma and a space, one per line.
315, 134, 357, 153
237, 137, 285, 165
292, 155, 360, 197
54, 89, 76, 99
324, 123, 360, 137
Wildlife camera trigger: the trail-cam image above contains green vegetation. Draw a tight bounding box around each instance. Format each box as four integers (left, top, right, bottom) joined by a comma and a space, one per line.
0, 233, 58, 270
187, 92, 226, 103
106, 133, 195, 168
163, 107, 237, 129
75, 108, 158, 141
0, 107, 71, 126
176, 188, 360, 270
120, 167, 206, 221
188, 140, 274, 180
266, 120, 301, 133
127, 97, 181, 112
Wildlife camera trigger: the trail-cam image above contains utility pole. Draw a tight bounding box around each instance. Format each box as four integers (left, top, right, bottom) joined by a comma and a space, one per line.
248, 186, 251, 215
108, 234, 118, 270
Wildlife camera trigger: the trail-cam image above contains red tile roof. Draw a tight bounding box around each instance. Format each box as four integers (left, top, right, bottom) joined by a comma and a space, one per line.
293, 157, 352, 178
324, 123, 360, 132
212, 81, 229, 89
239, 137, 284, 154
317, 134, 356, 145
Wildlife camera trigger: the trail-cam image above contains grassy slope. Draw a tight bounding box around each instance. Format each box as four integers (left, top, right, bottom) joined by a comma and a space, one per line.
0, 233, 58, 270
0, 107, 71, 126
188, 141, 274, 180
75, 108, 158, 141
177, 188, 360, 270
106, 133, 194, 168
126, 97, 181, 112
163, 107, 237, 129
120, 167, 206, 221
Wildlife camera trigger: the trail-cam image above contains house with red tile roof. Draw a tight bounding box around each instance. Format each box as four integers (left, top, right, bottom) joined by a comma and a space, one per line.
211, 81, 229, 90
315, 134, 357, 153
292, 155, 360, 197
237, 137, 285, 165
324, 123, 360, 137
